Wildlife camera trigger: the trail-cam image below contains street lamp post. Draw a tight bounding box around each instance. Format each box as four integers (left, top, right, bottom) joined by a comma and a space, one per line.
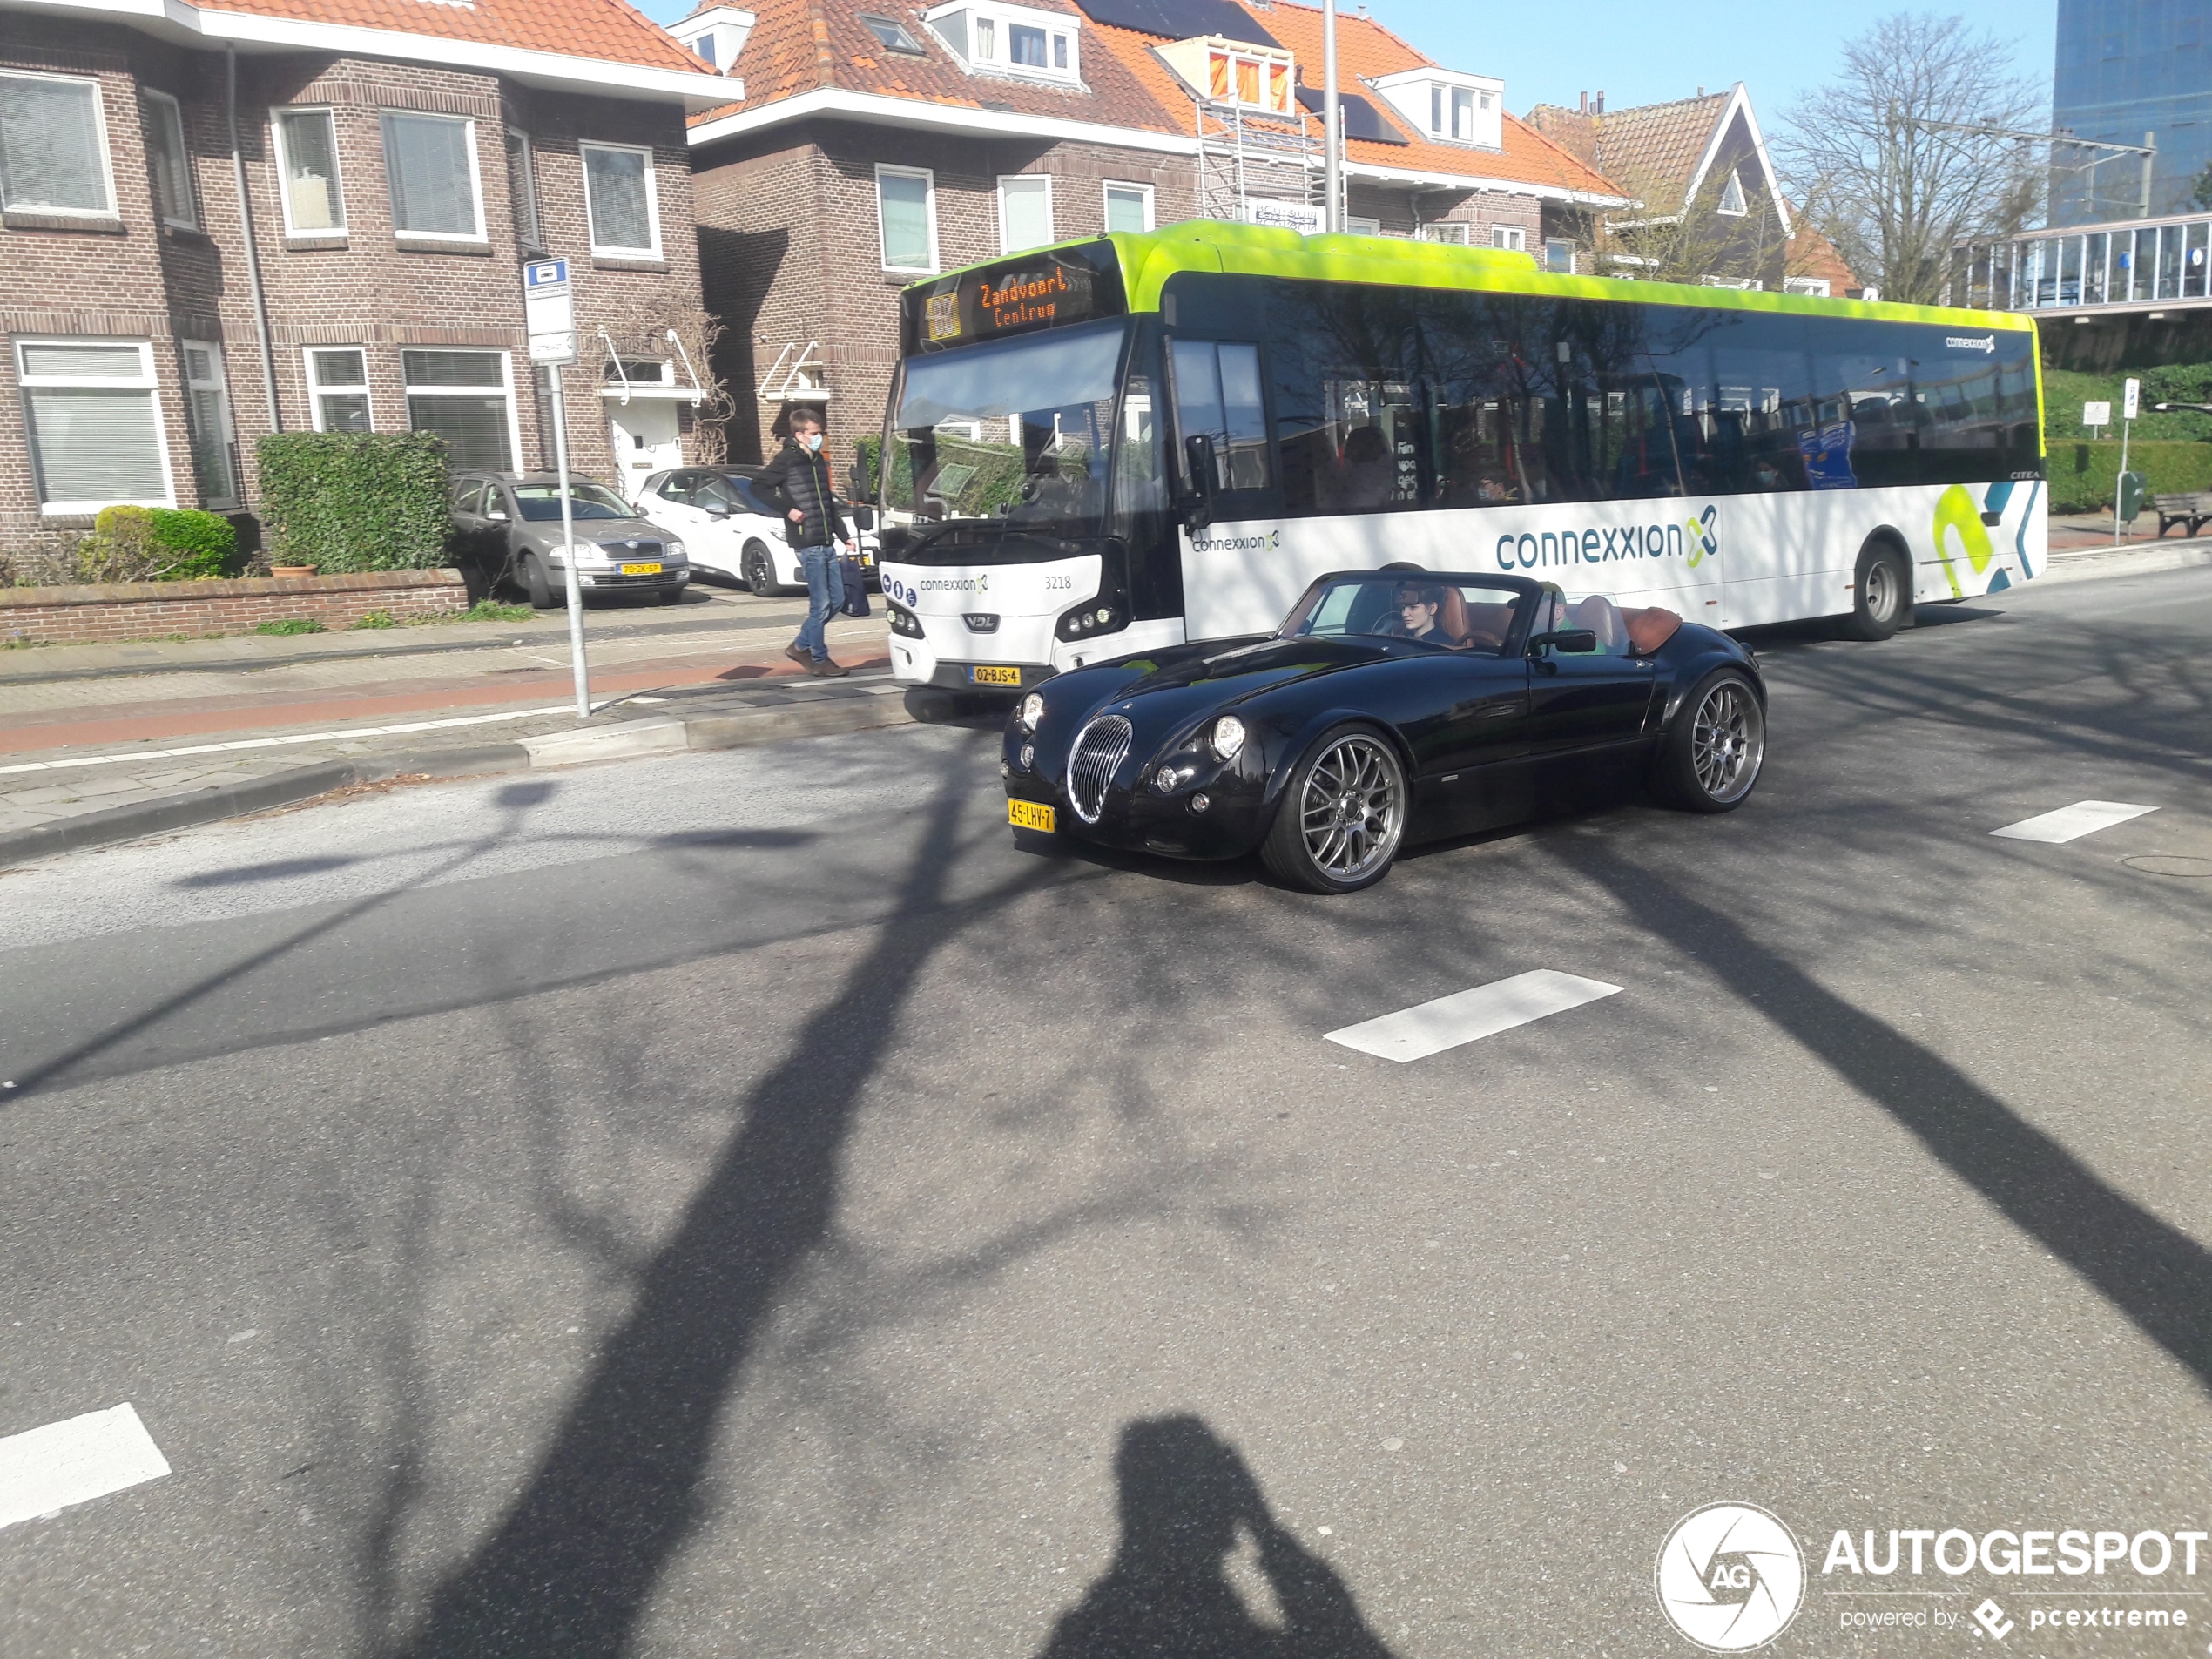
1321, 0, 1341, 233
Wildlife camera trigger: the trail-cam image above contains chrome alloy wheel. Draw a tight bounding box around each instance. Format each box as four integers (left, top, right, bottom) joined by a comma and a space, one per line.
1298, 733, 1405, 882
1689, 680, 1764, 804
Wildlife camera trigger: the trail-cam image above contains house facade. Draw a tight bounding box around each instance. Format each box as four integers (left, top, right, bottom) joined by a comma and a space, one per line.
682, 0, 1626, 469
1527, 84, 1858, 298
0, 0, 729, 551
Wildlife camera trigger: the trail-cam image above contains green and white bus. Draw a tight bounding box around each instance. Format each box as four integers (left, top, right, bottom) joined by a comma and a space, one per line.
870, 220, 2045, 690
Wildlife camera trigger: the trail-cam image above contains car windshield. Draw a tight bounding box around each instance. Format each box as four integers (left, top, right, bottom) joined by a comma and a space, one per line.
1279, 574, 1528, 655
511, 482, 634, 522
880, 318, 1137, 542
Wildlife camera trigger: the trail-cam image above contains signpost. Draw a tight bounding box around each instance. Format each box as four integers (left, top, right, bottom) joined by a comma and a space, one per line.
2115, 377, 2141, 544
525, 259, 590, 718
2081, 400, 2110, 434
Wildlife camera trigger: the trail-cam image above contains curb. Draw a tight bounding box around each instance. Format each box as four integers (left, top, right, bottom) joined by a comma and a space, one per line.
2033, 543, 2212, 588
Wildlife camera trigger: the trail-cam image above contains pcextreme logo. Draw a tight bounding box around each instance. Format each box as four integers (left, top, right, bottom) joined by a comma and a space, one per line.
1656, 1502, 1807, 1652
1494, 507, 1718, 573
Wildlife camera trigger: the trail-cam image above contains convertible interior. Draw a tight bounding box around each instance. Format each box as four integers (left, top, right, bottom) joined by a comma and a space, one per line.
1330, 583, 1683, 657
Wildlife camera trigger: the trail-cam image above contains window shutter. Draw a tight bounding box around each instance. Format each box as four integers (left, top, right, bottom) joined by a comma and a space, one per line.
26, 388, 166, 503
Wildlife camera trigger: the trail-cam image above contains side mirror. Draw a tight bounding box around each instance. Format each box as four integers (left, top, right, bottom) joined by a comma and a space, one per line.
1181, 433, 1218, 530
703, 502, 731, 518
1529, 628, 1597, 655
850, 454, 877, 502
852, 504, 877, 531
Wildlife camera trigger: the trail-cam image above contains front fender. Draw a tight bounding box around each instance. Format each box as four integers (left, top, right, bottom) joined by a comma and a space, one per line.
1256, 707, 1418, 812
1656, 647, 1765, 731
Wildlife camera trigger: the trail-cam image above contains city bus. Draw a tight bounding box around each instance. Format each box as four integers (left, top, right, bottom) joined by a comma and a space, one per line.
867, 220, 2045, 690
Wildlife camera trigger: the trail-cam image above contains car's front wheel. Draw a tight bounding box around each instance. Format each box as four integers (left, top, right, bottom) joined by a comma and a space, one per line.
1656, 671, 1765, 813
523, 553, 559, 610
1261, 725, 1408, 894
743, 542, 778, 597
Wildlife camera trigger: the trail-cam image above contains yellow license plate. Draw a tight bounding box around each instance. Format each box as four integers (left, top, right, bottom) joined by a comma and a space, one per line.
970, 664, 1022, 685
1008, 799, 1055, 833
621, 562, 663, 576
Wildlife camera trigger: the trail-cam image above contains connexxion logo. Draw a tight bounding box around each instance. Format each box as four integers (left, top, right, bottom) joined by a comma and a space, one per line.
1495, 505, 1720, 574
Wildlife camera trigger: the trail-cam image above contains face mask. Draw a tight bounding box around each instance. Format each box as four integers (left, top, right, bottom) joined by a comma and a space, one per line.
802, 432, 822, 453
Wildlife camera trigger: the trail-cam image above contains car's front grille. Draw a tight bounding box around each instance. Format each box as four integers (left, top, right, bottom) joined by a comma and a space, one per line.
1067, 714, 1133, 825
595, 538, 664, 558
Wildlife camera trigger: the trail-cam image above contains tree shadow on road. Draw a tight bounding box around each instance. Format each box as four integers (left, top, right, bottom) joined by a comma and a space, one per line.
1037, 1416, 1397, 1659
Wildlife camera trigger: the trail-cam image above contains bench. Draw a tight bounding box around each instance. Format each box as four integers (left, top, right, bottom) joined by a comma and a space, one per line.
2151, 491, 2212, 537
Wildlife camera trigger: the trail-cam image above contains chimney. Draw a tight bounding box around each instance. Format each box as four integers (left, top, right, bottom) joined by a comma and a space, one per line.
1696, 84, 1705, 98
1595, 91, 1605, 114
1579, 91, 1588, 114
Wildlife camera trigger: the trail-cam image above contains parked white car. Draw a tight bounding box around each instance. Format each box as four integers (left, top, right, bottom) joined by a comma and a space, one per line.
638, 467, 878, 597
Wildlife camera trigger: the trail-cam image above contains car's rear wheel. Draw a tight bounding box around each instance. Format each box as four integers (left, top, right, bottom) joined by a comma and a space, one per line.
1840, 539, 1912, 640
1261, 726, 1408, 894
743, 542, 778, 597
1656, 671, 1765, 813
523, 553, 558, 610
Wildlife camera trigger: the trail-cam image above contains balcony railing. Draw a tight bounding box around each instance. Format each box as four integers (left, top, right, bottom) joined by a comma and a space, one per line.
1952, 212, 2212, 312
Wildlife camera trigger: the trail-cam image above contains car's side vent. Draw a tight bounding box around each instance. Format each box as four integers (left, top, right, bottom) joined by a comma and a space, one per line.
1067, 714, 1133, 824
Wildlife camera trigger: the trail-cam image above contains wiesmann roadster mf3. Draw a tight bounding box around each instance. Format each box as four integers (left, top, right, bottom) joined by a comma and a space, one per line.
1002, 570, 1766, 894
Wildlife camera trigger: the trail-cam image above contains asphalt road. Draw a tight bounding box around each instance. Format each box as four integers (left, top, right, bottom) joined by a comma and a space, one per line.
2, 567, 2209, 1658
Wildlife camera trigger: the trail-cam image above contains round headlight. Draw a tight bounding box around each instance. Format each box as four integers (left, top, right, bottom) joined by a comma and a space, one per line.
1155, 765, 1179, 792
1017, 691, 1046, 730
1211, 715, 1247, 761
1095, 608, 1110, 624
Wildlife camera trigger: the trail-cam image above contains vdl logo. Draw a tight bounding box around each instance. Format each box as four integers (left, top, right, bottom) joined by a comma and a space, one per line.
1656, 1502, 1807, 1651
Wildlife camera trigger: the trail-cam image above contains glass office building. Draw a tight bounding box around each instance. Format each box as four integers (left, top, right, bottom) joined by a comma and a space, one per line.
2053, 0, 2212, 223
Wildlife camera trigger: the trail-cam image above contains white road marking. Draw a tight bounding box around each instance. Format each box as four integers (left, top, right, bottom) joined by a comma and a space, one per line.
0, 1403, 170, 1531
1326, 969, 1623, 1064
1990, 800, 2158, 844
0, 705, 572, 777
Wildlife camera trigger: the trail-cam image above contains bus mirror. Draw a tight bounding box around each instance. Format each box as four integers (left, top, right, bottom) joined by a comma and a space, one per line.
852, 504, 876, 531
850, 453, 877, 502
1181, 434, 1218, 529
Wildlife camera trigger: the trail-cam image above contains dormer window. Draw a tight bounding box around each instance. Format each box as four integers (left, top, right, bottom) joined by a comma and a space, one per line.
1717, 168, 1747, 215
1428, 84, 1491, 141
669, 5, 756, 76
1371, 65, 1503, 149
860, 14, 927, 53
924, 0, 1081, 83
1158, 36, 1296, 116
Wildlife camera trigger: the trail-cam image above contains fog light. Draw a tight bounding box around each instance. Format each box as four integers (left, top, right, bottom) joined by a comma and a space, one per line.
1000, 759, 1010, 778
1154, 765, 1178, 792
579, 573, 597, 586
1189, 792, 1211, 813
1020, 743, 1036, 771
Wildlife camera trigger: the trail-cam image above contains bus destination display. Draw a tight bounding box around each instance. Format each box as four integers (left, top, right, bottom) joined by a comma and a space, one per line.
903, 242, 1126, 354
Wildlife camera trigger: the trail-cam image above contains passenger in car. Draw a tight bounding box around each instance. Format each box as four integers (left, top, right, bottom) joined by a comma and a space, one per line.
1571, 595, 1627, 653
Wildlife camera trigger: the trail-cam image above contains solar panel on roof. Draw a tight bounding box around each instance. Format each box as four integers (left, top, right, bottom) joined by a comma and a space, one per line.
1066, 0, 1280, 49
1295, 86, 1408, 145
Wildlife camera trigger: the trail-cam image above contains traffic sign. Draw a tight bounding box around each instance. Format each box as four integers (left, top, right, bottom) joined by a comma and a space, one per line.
2123, 377, 2141, 421
523, 259, 575, 366
2083, 400, 2111, 429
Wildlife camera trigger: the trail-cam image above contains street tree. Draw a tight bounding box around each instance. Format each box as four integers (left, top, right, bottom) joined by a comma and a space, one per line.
1777, 13, 2042, 304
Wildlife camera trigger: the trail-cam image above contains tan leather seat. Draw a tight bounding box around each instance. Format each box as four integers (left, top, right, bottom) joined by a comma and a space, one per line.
1572, 595, 1626, 653
1623, 606, 1683, 655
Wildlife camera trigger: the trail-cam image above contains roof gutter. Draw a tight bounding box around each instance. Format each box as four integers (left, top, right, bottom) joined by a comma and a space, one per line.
688, 85, 1199, 154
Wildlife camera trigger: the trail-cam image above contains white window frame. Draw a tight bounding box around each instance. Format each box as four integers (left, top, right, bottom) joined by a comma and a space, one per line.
142, 90, 198, 230
1717, 168, 1748, 217
401, 347, 520, 471
579, 139, 662, 259
1491, 225, 1527, 252
381, 111, 485, 244
922, 0, 1081, 84
271, 106, 346, 236
1784, 276, 1831, 297
996, 172, 1053, 255
15, 337, 176, 516
0, 70, 119, 219
179, 339, 238, 509
1102, 179, 1154, 234
506, 126, 543, 253
304, 346, 374, 433
1346, 214, 1382, 236
875, 162, 938, 273
1543, 237, 1576, 274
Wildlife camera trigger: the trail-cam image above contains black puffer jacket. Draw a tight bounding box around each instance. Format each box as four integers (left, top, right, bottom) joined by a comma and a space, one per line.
756, 441, 849, 551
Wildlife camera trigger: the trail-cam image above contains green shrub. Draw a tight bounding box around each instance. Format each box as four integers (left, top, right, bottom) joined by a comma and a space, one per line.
2044, 440, 2212, 512
256, 431, 451, 573
2042, 364, 2212, 442
454, 600, 534, 623
147, 508, 235, 578
70, 506, 238, 582
254, 617, 327, 636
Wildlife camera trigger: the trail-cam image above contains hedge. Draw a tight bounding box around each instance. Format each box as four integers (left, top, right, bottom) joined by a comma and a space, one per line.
147, 508, 236, 577
2042, 365, 2212, 443
2044, 440, 2212, 512
257, 431, 451, 572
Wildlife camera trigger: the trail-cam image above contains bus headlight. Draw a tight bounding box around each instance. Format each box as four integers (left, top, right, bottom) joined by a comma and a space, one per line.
1211, 715, 1247, 761
888, 604, 924, 637
1056, 601, 1124, 641
1016, 691, 1046, 731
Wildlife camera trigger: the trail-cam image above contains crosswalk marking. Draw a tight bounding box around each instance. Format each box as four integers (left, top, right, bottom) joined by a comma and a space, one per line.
1326, 969, 1623, 1064
0, 1404, 171, 1532
1990, 800, 2157, 844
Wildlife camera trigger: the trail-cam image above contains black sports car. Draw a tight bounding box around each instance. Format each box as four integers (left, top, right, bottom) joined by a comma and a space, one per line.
1002, 570, 1766, 893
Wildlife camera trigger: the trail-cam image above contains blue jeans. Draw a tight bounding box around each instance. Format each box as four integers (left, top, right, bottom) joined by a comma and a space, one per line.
793, 545, 839, 661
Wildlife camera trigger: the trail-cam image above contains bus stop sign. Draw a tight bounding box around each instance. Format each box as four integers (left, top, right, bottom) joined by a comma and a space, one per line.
524, 259, 575, 365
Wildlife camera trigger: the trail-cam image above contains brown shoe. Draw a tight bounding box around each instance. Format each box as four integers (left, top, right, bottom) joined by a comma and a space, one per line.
806, 657, 850, 678
785, 643, 811, 664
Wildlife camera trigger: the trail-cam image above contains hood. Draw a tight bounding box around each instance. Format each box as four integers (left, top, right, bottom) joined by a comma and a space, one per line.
1120, 635, 1393, 700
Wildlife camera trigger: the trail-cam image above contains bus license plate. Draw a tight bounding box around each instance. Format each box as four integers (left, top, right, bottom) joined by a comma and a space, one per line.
1008, 799, 1055, 833
970, 664, 1022, 685
621, 562, 662, 576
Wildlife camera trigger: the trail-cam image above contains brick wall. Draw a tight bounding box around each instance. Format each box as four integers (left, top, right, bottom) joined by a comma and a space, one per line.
1, 17, 711, 547
0, 566, 470, 644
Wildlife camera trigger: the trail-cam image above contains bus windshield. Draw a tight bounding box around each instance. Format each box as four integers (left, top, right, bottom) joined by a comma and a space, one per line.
882, 319, 1132, 541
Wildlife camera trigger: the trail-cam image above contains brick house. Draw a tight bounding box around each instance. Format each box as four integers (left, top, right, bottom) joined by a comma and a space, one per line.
0, 0, 730, 553
681, 0, 1626, 468
1527, 83, 1861, 297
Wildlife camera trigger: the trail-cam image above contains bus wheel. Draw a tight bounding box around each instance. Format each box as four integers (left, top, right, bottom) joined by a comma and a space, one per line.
1841, 540, 1912, 641
1261, 725, 1407, 894
1656, 671, 1766, 813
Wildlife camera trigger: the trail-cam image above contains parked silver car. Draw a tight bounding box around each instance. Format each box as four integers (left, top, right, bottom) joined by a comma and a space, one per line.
450, 470, 691, 608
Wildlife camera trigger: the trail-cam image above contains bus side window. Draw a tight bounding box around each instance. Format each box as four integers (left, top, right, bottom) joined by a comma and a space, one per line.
1170, 340, 1271, 493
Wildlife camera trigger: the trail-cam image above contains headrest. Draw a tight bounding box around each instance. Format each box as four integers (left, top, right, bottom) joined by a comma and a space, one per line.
1623, 606, 1683, 655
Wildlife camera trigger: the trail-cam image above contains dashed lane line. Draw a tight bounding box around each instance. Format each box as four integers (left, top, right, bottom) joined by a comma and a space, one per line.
1326, 969, 1623, 1064
1990, 801, 2158, 844
0, 1404, 170, 1532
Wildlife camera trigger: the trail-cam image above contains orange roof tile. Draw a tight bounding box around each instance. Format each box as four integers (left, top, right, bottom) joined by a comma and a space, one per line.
1527, 93, 1729, 206
208, 0, 708, 74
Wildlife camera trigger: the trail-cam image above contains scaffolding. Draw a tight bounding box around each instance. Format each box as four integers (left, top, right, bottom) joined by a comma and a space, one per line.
1195, 96, 1325, 227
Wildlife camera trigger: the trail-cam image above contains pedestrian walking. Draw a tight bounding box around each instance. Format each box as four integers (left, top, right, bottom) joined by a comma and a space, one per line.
757, 408, 853, 678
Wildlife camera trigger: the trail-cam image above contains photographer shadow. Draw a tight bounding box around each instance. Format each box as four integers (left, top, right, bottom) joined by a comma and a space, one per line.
1037, 1416, 1399, 1659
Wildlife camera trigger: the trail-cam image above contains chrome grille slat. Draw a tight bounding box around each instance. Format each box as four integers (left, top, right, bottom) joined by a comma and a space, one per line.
1067, 714, 1133, 824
